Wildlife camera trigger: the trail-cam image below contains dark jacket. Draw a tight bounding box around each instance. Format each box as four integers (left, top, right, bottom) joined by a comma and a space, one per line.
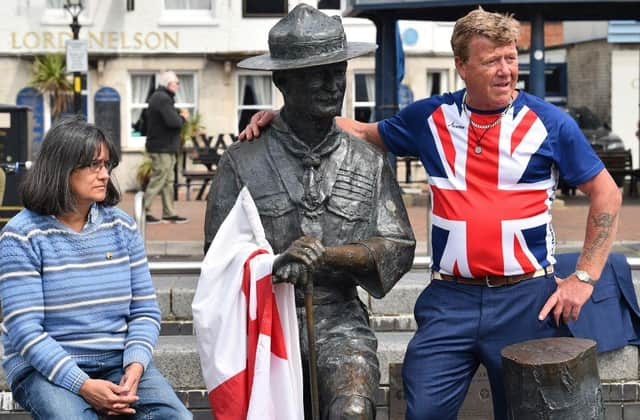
555, 252, 640, 352
145, 86, 184, 153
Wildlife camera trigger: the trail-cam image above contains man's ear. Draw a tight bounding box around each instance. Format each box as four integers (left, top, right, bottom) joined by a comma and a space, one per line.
454, 56, 466, 81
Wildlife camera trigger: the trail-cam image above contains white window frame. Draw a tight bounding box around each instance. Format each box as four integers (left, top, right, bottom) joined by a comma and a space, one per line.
128, 71, 198, 149
426, 69, 450, 96
158, 0, 218, 26
174, 72, 198, 115
236, 71, 277, 134
352, 71, 375, 122
41, 0, 93, 26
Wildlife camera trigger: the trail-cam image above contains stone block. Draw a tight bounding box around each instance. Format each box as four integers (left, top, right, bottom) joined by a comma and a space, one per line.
172, 287, 196, 320
623, 403, 640, 419
371, 314, 417, 332
161, 321, 194, 335
604, 403, 622, 420
153, 336, 205, 389
377, 332, 412, 385
368, 271, 428, 316
155, 287, 171, 319
145, 241, 167, 256
598, 346, 639, 381
164, 240, 204, 257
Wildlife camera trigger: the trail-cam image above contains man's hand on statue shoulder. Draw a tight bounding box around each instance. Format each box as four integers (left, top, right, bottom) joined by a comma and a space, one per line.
273, 235, 325, 286
238, 110, 277, 141
538, 273, 595, 326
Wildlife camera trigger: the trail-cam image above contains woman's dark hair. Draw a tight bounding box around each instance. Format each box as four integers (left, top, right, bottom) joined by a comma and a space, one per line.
20, 115, 121, 215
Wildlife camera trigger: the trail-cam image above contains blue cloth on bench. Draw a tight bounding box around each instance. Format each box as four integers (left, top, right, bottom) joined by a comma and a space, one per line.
555, 252, 640, 352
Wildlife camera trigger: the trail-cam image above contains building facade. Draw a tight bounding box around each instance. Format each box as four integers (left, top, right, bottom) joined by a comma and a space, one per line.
0, 0, 458, 190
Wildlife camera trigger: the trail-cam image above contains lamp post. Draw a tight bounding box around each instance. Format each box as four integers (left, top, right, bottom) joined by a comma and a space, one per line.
64, 0, 84, 115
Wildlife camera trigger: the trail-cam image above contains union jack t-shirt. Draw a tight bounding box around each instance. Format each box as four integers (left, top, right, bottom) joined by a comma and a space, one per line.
378, 89, 604, 277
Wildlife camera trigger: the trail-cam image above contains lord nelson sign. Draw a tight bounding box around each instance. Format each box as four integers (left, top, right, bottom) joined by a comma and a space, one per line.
10, 31, 179, 51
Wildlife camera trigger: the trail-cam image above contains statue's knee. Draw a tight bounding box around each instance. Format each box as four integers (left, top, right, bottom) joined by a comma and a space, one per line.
327, 395, 374, 420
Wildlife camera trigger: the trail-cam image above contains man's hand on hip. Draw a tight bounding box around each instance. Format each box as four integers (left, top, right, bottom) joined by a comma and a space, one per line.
538, 275, 594, 326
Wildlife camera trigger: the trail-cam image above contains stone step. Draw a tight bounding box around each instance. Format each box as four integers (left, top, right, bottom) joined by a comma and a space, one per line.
0, 334, 636, 420
160, 313, 418, 336
0, 333, 635, 392
153, 270, 429, 323
0, 333, 412, 392
154, 267, 640, 325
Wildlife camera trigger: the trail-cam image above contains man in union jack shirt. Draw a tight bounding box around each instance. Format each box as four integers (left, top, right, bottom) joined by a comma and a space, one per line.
240, 7, 621, 420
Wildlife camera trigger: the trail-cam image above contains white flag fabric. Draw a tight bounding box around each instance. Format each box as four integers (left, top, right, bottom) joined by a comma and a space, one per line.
192, 187, 304, 420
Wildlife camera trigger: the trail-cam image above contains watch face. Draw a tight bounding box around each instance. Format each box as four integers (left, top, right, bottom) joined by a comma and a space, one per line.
575, 271, 593, 284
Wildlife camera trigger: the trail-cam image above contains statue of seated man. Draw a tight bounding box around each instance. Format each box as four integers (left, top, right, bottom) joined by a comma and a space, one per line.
204, 4, 416, 418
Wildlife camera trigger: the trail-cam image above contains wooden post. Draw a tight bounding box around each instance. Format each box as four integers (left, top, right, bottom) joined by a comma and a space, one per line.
501, 337, 604, 420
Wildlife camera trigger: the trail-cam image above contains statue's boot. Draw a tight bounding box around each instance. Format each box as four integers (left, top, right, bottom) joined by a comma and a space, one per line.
327, 395, 375, 420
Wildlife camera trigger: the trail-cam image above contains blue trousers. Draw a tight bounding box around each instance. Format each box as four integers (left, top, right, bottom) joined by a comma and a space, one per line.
11, 353, 191, 420
403, 274, 570, 420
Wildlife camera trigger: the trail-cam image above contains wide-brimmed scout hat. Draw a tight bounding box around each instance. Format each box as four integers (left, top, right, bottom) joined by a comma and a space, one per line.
237, 3, 376, 71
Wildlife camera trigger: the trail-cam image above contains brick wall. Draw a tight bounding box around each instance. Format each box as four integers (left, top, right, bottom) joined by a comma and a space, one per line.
566, 40, 612, 124
518, 22, 564, 49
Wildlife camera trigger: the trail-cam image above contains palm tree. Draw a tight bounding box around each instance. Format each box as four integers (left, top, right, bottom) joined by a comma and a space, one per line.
29, 54, 72, 117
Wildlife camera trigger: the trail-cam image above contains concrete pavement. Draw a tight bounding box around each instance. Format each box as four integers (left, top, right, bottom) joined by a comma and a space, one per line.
117, 187, 640, 258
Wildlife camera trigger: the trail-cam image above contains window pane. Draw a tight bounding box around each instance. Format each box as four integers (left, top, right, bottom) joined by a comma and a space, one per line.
238, 75, 272, 106
166, 0, 211, 9
427, 72, 441, 96
190, 0, 211, 9
175, 74, 195, 104
427, 70, 451, 96
237, 75, 273, 132
46, 0, 64, 8
165, 0, 188, 9
244, 0, 287, 16
355, 106, 375, 123
131, 75, 155, 104
130, 74, 155, 136
318, 0, 340, 8
355, 74, 374, 102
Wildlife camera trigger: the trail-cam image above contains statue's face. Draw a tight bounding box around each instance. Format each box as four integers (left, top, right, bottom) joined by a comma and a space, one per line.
280, 62, 347, 119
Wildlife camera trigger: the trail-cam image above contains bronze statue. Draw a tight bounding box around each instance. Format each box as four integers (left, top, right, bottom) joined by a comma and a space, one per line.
204, 4, 415, 418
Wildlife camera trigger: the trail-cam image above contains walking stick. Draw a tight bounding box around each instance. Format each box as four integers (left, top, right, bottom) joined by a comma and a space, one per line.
304, 273, 321, 420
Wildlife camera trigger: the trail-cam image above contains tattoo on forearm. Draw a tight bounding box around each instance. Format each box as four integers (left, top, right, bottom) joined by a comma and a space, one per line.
584, 212, 616, 260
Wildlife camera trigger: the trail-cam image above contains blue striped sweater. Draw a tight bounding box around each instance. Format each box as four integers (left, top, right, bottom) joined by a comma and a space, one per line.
0, 205, 161, 394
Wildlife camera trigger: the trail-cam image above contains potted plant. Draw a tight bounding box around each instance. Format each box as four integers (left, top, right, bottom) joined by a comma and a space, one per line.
181, 112, 205, 149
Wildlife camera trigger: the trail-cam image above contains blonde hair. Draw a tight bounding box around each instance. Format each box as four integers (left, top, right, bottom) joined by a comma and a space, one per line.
451, 7, 520, 62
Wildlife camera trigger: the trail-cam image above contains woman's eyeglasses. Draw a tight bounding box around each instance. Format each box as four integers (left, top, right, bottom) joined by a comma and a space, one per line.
81, 159, 114, 174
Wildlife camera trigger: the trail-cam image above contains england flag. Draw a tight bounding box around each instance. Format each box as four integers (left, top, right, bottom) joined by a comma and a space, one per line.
192, 187, 304, 419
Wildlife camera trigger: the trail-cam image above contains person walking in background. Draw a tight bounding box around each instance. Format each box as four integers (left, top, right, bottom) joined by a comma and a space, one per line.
0, 116, 191, 419
144, 70, 189, 224
240, 7, 621, 419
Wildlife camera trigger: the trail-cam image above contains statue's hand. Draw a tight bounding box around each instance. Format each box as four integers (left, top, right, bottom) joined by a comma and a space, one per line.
238, 110, 277, 141
272, 236, 325, 286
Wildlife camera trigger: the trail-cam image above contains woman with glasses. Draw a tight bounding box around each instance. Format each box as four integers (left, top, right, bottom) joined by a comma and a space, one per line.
0, 116, 191, 419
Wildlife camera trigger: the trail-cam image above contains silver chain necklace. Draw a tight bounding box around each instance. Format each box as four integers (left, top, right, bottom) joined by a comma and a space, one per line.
463, 92, 513, 153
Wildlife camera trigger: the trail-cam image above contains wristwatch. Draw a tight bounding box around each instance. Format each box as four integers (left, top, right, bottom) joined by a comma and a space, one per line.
574, 270, 597, 286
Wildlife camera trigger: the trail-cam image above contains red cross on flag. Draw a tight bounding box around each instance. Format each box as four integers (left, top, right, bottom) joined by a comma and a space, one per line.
192, 187, 304, 419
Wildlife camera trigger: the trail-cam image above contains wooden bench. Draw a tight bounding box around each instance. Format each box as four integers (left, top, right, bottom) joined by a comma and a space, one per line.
596, 148, 638, 196
181, 133, 236, 200
559, 148, 638, 197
